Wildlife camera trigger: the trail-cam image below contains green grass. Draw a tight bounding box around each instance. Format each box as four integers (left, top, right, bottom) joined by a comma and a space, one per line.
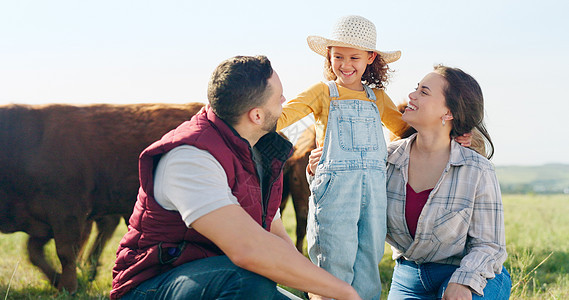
502, 195, 569, 299
1, 194, 568, 299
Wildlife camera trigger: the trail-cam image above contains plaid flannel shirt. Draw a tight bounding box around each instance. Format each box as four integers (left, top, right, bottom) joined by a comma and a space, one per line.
385, 134, 507, 296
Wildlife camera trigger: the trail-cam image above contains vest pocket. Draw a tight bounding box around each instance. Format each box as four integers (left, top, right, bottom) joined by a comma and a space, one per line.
338, 116, 379, 151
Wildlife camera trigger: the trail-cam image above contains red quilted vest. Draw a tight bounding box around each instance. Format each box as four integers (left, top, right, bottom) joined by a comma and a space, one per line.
110, 106, 292, 299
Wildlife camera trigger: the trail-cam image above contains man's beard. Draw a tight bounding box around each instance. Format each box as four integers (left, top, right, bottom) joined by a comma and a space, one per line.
262, 110, 279, 133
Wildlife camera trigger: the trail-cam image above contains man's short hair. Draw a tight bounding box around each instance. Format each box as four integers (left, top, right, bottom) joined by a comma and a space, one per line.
208, 55, 274, 126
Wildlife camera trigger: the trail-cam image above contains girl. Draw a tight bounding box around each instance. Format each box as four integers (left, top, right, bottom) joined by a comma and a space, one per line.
277, 15, 411, 299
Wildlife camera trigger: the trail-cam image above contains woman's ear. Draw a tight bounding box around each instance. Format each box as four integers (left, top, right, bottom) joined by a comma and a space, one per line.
443, 111, 454, 121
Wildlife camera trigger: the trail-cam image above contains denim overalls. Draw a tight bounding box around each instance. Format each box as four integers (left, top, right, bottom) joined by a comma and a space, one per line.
308, 81, 387, 300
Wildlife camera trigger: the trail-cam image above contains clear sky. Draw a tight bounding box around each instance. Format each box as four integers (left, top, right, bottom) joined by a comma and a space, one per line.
1, 0, 567, 166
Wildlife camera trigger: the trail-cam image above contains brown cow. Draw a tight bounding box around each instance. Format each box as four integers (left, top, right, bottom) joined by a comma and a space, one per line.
0, 102, 204, 293
280, 125, 315, 252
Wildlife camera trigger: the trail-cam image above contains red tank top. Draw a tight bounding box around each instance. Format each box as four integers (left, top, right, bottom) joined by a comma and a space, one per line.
405, 183, 433, 239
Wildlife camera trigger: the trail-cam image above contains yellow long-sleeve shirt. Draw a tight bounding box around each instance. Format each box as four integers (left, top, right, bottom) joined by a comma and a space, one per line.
277, 81, 410, 147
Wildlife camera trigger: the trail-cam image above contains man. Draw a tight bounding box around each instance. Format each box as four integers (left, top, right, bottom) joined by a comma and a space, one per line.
110, 56, 360, 299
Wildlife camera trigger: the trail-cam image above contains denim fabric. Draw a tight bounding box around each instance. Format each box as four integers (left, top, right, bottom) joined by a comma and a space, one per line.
387, 259, 512, 299
307, 82, 387, 300
121, 255, 295, 300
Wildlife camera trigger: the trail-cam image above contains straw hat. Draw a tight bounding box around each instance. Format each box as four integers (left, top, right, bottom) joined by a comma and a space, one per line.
307, 15, 401, 64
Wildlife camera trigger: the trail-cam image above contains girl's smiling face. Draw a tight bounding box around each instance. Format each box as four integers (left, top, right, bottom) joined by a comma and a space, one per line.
329, 46, 376, 91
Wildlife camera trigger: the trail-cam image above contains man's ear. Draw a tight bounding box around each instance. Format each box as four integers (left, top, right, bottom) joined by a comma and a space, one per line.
248, 107, 263, 125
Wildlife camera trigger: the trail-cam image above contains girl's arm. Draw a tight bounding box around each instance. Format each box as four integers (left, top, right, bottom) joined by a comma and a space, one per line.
277, 82, 325, 131
377, 92, 412, 139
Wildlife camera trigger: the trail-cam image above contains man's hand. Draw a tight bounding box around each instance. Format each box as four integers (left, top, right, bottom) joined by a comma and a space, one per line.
308, 292, 333, 300
191, 205, 361, 300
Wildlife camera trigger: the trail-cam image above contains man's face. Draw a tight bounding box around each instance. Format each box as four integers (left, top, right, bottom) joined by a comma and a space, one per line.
261, 71, 286, 132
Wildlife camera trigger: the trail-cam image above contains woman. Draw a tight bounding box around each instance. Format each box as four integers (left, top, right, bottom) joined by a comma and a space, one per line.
308, 65, 511, 299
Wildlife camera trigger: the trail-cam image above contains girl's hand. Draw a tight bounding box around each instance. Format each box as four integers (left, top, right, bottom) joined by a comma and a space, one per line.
442, 283, 472, 300
307, 147, 323, 176
454, 132, 472, 147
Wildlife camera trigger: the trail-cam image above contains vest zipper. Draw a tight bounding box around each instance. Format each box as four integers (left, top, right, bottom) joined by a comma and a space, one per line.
262, 160, 287, 229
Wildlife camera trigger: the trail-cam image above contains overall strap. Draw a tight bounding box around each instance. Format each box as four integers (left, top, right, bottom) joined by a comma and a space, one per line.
326, 80, 377, 101
326, 81, 339, 99
363, 84, 377, 101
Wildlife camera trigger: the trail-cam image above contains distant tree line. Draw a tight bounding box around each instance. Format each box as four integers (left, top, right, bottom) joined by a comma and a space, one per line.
496, 164, 569, 195
500, 183, 569, 194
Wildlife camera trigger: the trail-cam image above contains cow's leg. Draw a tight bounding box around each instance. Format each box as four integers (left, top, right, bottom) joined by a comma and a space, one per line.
86, 215, 120, 281
52, 216, 88, 294
27, 235, 60, 287
122, 213, 131, 226
290, 160, 310, 253
54, 243, 78, 293
291, 191, 309, 252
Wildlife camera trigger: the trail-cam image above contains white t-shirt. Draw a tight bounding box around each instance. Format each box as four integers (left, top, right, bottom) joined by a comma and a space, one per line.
153, 145, 280, 228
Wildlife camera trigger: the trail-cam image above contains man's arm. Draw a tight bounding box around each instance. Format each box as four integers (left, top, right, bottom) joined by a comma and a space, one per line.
192, 205, 360, 300
270, 217, 297, 250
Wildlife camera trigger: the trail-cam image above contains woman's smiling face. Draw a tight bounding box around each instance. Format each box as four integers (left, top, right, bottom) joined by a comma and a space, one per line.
403, 72, 451, 129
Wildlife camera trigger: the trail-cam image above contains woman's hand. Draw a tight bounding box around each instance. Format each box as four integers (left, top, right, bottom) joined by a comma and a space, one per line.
307, 147, 323, 176
442, 283, 472, 300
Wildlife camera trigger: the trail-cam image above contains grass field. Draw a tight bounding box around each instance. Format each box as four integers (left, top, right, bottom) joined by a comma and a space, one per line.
1, 194, 568, 299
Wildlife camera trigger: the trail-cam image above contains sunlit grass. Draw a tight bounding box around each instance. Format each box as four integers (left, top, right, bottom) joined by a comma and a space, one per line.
1, 194, 567, 299
503, 194, 569, 299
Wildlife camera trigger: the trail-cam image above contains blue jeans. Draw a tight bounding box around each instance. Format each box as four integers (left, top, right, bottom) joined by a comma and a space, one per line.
122, 255, 295, 299
387, 259, 512, 299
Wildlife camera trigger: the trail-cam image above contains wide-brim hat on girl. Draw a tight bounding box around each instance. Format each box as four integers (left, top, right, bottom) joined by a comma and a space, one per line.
307, 15, 401, 64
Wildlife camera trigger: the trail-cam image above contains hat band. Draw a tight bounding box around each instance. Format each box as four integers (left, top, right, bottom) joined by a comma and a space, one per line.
330, 36, 376, 50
